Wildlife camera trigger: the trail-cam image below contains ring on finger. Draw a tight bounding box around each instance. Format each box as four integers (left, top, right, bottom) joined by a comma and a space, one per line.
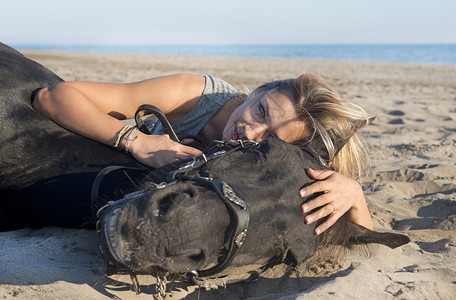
327, 202, 336, 214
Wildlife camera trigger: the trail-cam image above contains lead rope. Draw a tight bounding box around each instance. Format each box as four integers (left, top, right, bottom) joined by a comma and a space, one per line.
130, 272, 141, 294
154, 273, 168, 300
130, 270, 168, 298
135, 104, 180, 142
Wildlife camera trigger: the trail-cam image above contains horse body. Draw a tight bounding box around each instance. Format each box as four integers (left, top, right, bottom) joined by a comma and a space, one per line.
0, 42, 322, 272
0, 43, 409, 281
0, 43, 143, 229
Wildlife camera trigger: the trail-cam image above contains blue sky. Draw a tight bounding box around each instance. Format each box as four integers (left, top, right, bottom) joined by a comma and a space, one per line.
2, 0, 455, 45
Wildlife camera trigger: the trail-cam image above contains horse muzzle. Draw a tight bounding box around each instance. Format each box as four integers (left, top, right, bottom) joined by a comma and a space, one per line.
97, 196, 133, 270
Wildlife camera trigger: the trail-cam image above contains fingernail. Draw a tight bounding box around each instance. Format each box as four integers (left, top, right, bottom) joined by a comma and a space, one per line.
302, 205, 309, 213
315, 229, 321, 235
300, 190, 306, 197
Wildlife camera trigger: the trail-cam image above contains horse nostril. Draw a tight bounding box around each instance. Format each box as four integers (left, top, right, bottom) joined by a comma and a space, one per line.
158, 194, 174, 216
166, 247, 206, 263
189, 250, 205, 262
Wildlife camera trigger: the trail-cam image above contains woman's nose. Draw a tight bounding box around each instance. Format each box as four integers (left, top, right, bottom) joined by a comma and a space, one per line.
244, 123, 267, 140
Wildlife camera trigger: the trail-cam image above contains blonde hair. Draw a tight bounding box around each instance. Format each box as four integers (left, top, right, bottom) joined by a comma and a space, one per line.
251, 74, 374, 182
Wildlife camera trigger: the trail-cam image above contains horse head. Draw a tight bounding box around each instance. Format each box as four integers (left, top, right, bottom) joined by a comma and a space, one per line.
97, 139, 324, 276
97, 139, 409, 280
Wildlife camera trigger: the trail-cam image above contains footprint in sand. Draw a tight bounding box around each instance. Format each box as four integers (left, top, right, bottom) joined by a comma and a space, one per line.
393, 201, 456, 231
417, 238, 456, 253
388, 110, 405, 116
388, 118, 405, 125
375, 167, 432, 183
375, 166, 456, 198
387, 110, 405, 124
377, 165, 456, 231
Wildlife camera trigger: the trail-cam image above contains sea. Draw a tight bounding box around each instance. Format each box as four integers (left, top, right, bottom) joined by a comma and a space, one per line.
13, 44, 456, 65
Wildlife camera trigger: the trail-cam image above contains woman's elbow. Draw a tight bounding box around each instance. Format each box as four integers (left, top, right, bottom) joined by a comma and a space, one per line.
32, 86, 51, 112
32, 84, 64, 116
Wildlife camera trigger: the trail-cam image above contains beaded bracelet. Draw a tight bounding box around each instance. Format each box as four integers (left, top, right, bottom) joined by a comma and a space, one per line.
123, 128, 139, 153
114, 125, 133, 150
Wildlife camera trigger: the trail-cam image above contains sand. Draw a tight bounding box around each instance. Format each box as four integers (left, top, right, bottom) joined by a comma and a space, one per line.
1, 50, 455, 299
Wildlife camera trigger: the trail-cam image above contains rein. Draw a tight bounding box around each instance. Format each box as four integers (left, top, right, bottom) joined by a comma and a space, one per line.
135, 104, 180, 142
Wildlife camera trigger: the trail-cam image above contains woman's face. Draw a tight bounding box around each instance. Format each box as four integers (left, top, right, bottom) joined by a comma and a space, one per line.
222, 91, 308, 143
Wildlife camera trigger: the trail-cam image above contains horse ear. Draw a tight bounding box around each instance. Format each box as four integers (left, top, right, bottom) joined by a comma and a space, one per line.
347, 222, 410, 249
305, 116, 375, 163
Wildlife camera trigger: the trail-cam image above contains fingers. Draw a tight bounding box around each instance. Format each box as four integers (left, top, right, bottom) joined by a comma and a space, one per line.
300, 168, 344, 235
300, 168, 370, 235
154, 144, 201, 166
301, 183, 341, 235
304, 201, 336, 224
306, 168, 334, 180
157, 134, 201, 156
129, 133, 202, 168
301, 191, 329, 213
151, 152, 194, 168
180, 137, 195, 145
314, 213, 338, 235
300, 169, 335, 197
304, 202, 339, 235
178, 143, 201, 156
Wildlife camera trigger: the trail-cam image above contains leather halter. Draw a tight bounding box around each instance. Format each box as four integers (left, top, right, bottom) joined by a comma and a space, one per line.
178, 176, 249, 279
94, 104, 256, 281
94, 140, 258, 280
166, 140, 258, 279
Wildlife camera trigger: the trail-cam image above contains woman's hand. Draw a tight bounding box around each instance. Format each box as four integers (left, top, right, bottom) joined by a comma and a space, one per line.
300, 168, 373, 235
129, 133, 202, 168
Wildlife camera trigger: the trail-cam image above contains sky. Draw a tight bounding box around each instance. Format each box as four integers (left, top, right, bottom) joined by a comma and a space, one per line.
2, 0, 456, 45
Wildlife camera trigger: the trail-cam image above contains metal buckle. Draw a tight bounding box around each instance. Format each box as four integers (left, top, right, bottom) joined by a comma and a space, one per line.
222, 182, 247, 210
214, 139, 259, 148
235, 229, 248, 247
156, 180, 177, 189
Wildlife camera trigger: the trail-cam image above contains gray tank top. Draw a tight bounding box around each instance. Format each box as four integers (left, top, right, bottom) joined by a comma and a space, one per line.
144, 75, 239, 137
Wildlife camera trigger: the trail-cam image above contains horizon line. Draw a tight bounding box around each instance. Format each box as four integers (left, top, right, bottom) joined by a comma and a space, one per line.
11, 43, 456, 47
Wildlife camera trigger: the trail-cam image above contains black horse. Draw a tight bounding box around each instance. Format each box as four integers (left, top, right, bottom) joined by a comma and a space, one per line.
0, 43, 147, 229
0, 43, 409, 285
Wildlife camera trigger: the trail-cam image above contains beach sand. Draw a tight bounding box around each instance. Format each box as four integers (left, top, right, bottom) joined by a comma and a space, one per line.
1, 50, 455, 299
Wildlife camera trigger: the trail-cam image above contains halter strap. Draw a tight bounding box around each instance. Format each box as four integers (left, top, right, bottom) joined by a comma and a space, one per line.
95, 140, 259, 280
175, 175, 250, 279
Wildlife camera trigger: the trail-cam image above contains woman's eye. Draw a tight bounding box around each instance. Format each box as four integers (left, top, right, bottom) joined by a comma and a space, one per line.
258, 103, 266, 118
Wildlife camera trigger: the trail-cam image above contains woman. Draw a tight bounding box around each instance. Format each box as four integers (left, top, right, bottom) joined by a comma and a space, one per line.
32, 73, 373, 235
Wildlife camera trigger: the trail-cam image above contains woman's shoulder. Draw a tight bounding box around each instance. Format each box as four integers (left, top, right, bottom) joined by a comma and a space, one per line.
202, 75, 240, 104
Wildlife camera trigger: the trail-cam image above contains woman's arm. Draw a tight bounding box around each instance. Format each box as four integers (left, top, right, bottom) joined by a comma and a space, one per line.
299, 168, 373, 235
33, 74, 205, 167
